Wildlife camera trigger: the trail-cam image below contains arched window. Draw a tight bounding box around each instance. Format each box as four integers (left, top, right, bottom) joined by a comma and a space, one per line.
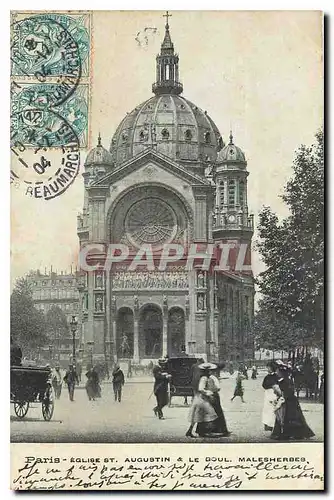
228, 179, 235, 206
204, 131, 211, 144
239, 180, 245, 206
220, 181, 225, 208
161, 128, 169, 140
185, 129, 192, 141
139, 130, 145, 142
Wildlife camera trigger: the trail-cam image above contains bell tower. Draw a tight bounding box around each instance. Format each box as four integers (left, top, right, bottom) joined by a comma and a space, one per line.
213, 131, 254, 240
152, 11, 183, 96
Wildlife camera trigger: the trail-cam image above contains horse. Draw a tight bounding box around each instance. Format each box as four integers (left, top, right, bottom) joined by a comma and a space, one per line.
293, 363, 319, 400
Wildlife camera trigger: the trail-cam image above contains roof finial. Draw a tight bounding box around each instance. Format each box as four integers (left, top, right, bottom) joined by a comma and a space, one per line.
163, 10, 172, 30
98, 132, 102, 146
229, 129, 234, 145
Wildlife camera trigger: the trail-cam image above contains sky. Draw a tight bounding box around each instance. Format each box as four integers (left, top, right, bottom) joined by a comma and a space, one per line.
10, 10, 323, 284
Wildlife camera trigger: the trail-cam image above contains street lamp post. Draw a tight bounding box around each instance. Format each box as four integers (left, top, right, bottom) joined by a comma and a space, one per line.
70, 315, 78, 366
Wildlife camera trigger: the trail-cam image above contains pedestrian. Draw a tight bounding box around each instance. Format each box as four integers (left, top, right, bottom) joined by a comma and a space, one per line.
231, 370, 246, 402
85, 365, 101, 401
52, 365, 62, 399
262, 361, 279, 431
186, 362, 230, 438
228, 361, 234, 376
127, 359, 132, 378
270, 362, 315, 441
112, 365, 125, 402
152, 359, 171, 419
63, 364, 79, 402
251, 365, 258, 380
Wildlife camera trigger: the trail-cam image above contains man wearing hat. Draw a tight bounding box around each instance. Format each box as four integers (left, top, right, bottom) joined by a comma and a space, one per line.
63, 364, 79, 402
152, 359, 171, 419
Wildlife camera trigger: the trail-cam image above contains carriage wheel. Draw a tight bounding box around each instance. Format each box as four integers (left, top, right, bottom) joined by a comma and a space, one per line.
42, 385, 54, 421
14, 401, 29, 419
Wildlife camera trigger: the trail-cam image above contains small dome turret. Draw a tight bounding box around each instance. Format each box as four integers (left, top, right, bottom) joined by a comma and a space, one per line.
85, 133, 114, 167
217, 131, 246, 164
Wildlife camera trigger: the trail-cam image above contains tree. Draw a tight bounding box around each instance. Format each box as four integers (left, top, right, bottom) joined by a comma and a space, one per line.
256, 130, 324, 347
45, 306, 69, 349
11, 277, 48, 356
252, 298, 313, 353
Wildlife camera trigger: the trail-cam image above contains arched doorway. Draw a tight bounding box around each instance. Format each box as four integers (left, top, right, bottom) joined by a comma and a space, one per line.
167, 307, 185, 357
116, 307, 134, 358
139, 304, 163, 358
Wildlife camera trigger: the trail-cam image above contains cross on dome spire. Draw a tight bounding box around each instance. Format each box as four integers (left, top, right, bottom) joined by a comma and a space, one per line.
152, 11, 183, 96
163, 10, 172, 29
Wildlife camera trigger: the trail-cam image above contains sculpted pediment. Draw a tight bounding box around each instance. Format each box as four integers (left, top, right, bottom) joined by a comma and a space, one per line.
89, 149, 211, 188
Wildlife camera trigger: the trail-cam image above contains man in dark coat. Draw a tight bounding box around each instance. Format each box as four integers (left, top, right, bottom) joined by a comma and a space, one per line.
152, 359, 171, 419
63, 364, 79, 402
10, 337, 22, 366
112, 365, 125, 402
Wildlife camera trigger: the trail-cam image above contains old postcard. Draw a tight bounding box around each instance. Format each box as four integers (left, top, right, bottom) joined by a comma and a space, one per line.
10, 10, 324, 491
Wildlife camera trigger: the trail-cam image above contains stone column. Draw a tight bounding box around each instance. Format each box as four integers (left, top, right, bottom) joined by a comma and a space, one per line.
162, 313, 168, 357
133, 316, 139, 362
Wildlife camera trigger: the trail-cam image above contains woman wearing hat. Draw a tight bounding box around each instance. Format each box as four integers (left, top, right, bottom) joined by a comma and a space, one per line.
186, 362, 230, 438
270, 363, 315, 440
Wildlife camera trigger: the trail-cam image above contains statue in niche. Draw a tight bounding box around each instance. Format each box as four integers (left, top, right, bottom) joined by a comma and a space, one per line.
197, 294, 205, 311
134, 295, 139, 310
95, 271, 103, 288
120, 334, 130, 357
95, 294, 104, 312
197, 271, 205, 288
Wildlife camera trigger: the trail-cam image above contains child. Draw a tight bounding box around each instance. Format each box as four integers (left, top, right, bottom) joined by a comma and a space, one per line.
231, 370, 246, 403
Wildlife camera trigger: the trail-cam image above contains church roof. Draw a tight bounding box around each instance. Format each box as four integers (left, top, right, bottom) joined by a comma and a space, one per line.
217, 131, 246, 163
85, 134, 114, 166
109, 94, 223, 167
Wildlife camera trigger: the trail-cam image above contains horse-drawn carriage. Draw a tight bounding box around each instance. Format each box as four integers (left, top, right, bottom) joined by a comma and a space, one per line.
165, 357, 201, 406
11, 365, 55, 421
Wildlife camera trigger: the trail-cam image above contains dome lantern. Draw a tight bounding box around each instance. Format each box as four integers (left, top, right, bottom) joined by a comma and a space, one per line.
152, 11, 183, 96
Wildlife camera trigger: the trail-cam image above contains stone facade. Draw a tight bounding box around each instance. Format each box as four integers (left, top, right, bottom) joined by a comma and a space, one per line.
77, 20, 255, 365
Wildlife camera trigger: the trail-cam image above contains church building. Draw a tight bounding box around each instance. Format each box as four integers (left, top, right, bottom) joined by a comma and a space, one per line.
77, 15, 255, 365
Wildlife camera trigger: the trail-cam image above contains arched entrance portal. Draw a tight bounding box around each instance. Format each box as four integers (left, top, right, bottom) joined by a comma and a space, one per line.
139, 304, 163, 358
168, 307, 185, 357
116, 307, 134, 358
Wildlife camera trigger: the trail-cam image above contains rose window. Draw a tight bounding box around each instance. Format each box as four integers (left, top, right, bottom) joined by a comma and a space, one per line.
125, 198, 177, 247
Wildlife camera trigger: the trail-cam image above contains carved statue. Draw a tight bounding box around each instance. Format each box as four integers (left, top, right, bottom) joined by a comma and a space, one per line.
197, 271, 205, 288
197, 294, 205, 311
163, 294, 168, 308
95, 294, 104, 312
95, 272, 103, 288
134, 295, 139, 310
120, 334, 130, 357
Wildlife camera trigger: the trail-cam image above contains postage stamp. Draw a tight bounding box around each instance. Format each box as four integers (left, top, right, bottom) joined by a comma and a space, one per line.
11, 82, 89, 147
10, 11, 92, 148
11, 109, 80, 200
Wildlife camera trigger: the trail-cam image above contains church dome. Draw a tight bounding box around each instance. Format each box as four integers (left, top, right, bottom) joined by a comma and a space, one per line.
85, 134, 114, 167
109, 17, 223, 168
217, 131, 246, 164
109, 94, 223, 166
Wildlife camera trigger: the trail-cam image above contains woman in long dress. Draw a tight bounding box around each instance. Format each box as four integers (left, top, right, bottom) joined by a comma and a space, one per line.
186, 363, 230, 437
270, 364, 315, 440
262, 362, 279, 431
